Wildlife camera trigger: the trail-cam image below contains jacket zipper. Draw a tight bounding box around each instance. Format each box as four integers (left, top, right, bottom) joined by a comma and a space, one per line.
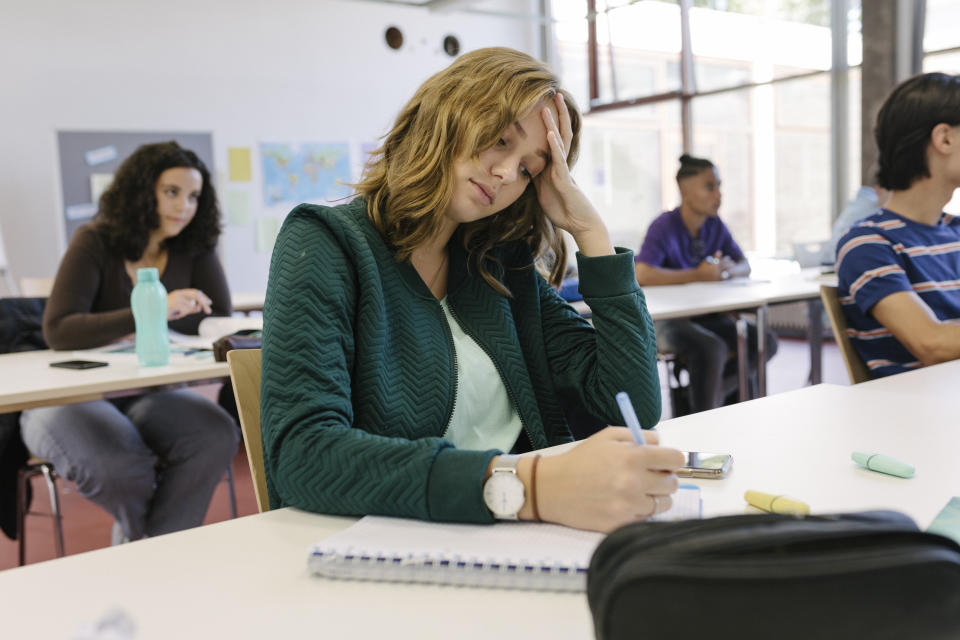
446, 301, 532, 450
437, 300, 459, 437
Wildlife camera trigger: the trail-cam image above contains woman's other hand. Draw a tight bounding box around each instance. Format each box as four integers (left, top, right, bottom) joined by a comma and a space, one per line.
531, 427, 685, 532
167, 288, 212, 320
534, 93, 612, 256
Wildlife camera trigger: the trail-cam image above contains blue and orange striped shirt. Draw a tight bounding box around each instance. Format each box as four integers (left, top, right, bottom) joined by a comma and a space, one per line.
836, 209, 960, 378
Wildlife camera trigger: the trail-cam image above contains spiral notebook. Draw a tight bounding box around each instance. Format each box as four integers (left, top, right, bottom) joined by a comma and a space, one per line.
308, 485, 701, 592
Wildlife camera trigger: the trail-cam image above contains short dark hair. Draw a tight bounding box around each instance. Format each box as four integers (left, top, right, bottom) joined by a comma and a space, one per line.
875, 72, 960, 191
95, 141, 222, 261
676, 153, 715, 183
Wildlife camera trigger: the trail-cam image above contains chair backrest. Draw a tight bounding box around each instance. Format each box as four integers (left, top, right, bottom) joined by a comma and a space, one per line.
227, 348, 270, 512
819, 284, 871, 384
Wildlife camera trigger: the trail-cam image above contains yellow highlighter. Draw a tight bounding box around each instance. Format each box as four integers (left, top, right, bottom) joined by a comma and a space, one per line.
744, 490, 810, 516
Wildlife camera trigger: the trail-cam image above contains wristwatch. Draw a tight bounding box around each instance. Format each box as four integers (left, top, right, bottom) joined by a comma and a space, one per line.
483, 455, 525, 520
721, 269, 731, 280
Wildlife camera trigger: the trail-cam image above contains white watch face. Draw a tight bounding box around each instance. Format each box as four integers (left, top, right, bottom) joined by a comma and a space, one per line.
483, 471, 525, 519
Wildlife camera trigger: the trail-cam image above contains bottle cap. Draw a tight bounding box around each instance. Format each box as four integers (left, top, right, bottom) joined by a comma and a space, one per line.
137, 267, 159, 282
852, 451, 915, 478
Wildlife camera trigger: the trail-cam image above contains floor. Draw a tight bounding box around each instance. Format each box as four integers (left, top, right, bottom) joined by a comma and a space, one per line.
0, 337, 849, 571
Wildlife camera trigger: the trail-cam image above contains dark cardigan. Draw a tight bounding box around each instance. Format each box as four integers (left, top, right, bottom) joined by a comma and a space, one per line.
261, 198, 661, 523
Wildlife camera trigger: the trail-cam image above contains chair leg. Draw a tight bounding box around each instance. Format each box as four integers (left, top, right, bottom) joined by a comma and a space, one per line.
658, 359, 675, 418
226, 464, 238, 519
17, 463, 66, 565
39, 464, 65, 558
16, 467, 30, 566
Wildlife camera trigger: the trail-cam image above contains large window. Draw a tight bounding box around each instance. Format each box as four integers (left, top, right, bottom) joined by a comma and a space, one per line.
552, 0, 861, 256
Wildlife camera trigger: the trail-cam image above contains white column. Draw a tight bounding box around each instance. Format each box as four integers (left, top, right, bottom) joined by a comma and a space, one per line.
751, 52, 776, 256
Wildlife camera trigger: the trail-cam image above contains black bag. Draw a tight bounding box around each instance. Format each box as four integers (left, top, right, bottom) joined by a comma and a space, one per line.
587, 510, 960, 640
212, 329, 261, 363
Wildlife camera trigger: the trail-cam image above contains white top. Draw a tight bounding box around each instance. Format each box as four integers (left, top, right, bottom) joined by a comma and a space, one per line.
439, 298, 522, 452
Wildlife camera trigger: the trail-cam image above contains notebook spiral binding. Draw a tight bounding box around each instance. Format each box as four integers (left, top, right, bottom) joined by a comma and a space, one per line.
308, 547, 587, 592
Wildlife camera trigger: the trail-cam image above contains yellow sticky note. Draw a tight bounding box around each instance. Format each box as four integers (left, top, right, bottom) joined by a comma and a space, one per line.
228, 147, 252, 182
256, 217, 281, 254
225, 190, 252, 226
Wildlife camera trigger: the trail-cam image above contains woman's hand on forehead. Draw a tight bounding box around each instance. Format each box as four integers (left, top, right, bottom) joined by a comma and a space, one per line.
531, 92, 612, 258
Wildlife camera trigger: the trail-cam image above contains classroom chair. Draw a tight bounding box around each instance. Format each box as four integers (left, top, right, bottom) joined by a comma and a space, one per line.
0, 296, 66, 564
658, 351, 692, 418
16, 457, 65, 565
226, 349, 269, 513
820, 284, 871, 384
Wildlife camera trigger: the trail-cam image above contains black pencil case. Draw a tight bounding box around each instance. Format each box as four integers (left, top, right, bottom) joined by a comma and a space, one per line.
587, 510, 960, 640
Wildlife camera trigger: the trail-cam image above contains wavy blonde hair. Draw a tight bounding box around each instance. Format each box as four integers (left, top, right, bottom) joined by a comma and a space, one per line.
355, 47, 581, 295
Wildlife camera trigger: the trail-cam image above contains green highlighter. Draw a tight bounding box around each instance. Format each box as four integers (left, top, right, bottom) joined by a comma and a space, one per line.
852, 451, 915, 478
927, 497, 960, 545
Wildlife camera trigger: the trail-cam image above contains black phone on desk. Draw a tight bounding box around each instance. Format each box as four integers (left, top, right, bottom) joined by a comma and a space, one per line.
49, 359, 109, 370
677, 451, 732, 478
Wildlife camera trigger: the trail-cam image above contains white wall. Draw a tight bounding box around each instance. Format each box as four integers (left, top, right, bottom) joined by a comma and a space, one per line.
0, 0, 539, 293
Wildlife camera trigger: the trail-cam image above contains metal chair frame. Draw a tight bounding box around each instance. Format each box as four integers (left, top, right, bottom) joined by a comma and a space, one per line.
16, 458, 65, 566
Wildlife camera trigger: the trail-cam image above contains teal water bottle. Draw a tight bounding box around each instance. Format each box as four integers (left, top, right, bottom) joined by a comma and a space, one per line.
131, 267, 170, 366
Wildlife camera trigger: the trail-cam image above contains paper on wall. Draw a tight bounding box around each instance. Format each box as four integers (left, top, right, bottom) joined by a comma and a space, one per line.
90, 173, 114, 205
225, 189, 252, 226
256, 217, 281, 254
66, 203, 97, 221
229, 147, 252, 182
84, 145, 118, 166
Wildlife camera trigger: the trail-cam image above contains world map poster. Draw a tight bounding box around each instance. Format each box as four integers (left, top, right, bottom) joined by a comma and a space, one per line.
260, 142, 351, 206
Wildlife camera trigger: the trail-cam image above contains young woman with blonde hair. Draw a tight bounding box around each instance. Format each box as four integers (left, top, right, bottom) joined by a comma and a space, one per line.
261, 47, 682, 532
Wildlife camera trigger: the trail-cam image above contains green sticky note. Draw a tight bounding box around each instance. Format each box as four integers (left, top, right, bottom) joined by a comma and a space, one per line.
927, 497, 960, 545
225, 190, 252, 226
256, 217, 281, 254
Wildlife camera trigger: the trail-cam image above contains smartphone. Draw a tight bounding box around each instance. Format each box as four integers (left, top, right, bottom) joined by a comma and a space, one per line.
49, 359, 109, 370
677, 451, 733, 479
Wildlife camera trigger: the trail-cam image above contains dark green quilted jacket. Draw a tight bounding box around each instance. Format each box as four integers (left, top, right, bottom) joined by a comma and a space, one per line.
261, 198, 660, 523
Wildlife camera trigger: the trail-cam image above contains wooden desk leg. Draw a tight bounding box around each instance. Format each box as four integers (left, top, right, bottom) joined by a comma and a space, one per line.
736, 316, 749, 402
807, 298, 823, 385
757, 305, 768, 397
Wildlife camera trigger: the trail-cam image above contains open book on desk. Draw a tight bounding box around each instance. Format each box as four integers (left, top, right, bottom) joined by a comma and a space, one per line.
308, 485, 701, 592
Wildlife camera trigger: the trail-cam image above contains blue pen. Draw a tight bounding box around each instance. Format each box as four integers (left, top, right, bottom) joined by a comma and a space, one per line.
615, 391, 646, 445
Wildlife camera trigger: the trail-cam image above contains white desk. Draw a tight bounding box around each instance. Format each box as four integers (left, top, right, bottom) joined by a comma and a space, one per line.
658, 382, 958, 527
849, 358, 960, 397
0, 508, 594, 639
0, 350, 229, 413
1, 381, 955, 638
574, 270, 825, 397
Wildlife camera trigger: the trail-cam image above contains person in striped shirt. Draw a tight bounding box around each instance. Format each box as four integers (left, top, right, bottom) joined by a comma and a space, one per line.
836, 72, 960, 378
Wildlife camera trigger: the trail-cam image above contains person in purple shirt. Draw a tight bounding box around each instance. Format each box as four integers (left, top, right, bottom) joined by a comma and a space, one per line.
635, 154, 777, 413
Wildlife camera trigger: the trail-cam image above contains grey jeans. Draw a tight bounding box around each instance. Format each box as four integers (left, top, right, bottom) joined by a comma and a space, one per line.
20, 389, 239, 540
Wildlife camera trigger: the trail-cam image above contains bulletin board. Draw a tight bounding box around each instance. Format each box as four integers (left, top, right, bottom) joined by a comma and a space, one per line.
56, 131, 214, 242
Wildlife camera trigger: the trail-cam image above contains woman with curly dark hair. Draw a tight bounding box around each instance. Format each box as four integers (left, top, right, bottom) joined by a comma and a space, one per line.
20, 141, 238, 544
